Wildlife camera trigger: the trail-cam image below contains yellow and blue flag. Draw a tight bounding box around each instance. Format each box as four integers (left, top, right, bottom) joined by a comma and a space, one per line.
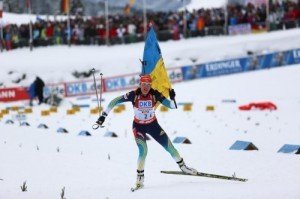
142, 27, 171, 98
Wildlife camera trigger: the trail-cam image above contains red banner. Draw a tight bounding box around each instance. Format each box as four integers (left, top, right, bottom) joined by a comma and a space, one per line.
0, 87, 30, 102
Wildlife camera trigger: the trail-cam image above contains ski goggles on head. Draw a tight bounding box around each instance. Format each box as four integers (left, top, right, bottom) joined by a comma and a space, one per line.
140, 75, 152, 84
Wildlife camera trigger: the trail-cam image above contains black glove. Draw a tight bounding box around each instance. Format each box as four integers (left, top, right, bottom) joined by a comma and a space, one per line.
169, 89, 176, 100
96, 112, 107, 125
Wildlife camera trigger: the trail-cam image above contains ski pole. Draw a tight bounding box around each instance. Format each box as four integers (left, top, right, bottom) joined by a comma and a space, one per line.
91, 68, 104, 129
91, 68, 101, 115
99, 73, 103, 115
174, 98, 178, 109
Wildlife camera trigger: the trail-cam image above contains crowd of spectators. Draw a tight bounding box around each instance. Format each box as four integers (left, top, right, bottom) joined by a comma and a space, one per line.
1, 1, 299, 51
269, 0, 300, 30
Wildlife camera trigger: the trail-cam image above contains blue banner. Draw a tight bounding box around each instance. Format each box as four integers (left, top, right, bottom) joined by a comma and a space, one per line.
180, 48, 300, 80
104, 75, 140, 92
201, 58, 249, 77
181, 65, 199, 81
291, 49, 300, 64
65, 81, 100, 97
66, 82, 89, 96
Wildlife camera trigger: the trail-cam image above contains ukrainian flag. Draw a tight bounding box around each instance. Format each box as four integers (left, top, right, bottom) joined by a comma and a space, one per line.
142, 27, 171, 98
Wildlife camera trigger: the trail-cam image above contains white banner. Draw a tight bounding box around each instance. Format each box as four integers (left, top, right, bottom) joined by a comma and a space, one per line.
228, 23, 252, 35
43, 83, 66, 98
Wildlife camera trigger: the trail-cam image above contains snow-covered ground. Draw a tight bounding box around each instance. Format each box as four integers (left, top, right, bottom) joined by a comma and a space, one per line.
0, 63, 300, 199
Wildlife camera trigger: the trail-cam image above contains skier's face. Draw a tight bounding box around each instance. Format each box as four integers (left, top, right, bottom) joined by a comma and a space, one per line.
140, 82, 151, 95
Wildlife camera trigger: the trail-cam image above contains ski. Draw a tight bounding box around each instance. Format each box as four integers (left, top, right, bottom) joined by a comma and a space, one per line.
130, 184, 143, 192
161, 171, 247, 182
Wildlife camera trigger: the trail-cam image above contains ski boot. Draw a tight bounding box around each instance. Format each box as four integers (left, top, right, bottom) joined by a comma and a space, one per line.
177, 158, 198, 175
131, 170, 144, 192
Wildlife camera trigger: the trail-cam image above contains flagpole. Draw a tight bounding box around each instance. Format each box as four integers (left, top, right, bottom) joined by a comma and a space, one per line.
67, 0, 71, 47
143, 0, 147, 39
182, 0, 187, 38
105, 0, 109, 45
0, 19, 3, 52
266, 0, 270, 31
224, 0, 228, 35
0, 0, 3, 52
28, 0, 33, 51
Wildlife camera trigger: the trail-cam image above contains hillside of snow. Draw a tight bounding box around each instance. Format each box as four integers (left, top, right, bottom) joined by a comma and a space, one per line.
0, 63, 300, 199
1, 29, 300, 88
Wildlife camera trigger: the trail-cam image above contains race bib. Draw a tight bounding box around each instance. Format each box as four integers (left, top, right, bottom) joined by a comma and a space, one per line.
134, 108, 155, 121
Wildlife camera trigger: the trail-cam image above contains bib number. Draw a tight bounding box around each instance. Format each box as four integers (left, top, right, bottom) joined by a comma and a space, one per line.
135, 108, 155, 121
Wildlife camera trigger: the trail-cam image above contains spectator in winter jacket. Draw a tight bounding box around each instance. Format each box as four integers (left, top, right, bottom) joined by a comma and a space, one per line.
117, 24, 126, 44
27, 77, 45, 106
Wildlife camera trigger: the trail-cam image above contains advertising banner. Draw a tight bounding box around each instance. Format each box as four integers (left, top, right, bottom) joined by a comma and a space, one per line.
103, 73, 140, 92
200, 58, 249, 77
1, 48, 300, 102
43, 83, 66, 98
255, 52, 286, 69
65, 80, 102, 97
228, 24, 252, 35
168, 67, 183, 83
291, 49, 300, 64
0, 87, 29, 102
181, 65, 199, 81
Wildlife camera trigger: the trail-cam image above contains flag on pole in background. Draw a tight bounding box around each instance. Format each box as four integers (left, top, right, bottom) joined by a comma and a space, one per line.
26, 0, 32, 15
0, 1, 3, 18
61, 0, 70, 14
142, 26, 171, 98
123, 4, 131, 15
25, 0, 31, 9
129, 0, 136, 5
124, 0, 136, 15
